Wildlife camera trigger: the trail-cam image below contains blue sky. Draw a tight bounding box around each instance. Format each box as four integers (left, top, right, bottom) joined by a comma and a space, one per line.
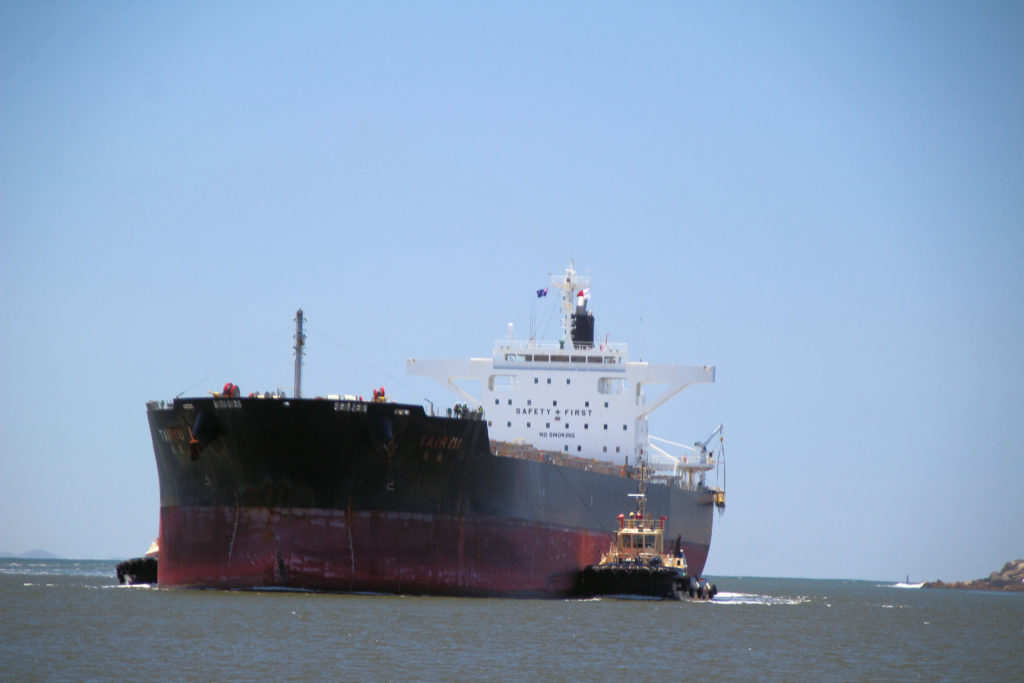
2, 1, 1021, 581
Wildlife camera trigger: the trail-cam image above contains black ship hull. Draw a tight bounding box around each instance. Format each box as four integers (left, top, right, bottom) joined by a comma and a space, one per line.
147, 397, 716, 596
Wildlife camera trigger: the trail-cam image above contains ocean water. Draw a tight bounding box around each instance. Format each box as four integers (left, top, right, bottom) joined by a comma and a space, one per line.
2, 560, 1021, 681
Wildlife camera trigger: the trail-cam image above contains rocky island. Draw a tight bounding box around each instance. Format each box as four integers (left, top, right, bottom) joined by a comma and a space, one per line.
924, 559, 1024, 592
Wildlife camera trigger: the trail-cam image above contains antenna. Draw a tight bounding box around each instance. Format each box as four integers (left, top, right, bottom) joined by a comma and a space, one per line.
293, 309, 306, 398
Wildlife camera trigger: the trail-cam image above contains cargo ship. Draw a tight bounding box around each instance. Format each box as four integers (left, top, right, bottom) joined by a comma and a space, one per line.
146, 262, 726, 597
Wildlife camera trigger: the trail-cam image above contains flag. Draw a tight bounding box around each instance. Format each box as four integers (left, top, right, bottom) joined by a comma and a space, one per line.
536, 287, 548, 298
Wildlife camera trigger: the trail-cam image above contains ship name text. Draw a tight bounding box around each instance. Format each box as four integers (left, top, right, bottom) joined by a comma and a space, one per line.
213, 399, 242, 409
159, 427, 190, 443
419, 435, 462, 450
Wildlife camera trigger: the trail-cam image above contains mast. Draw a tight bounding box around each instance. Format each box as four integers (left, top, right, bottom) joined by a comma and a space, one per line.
549, 259, 590, 348
293, 309, 306, 398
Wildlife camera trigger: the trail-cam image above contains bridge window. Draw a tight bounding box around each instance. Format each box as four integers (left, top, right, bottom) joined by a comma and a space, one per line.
598, 378, 625, 394
489, 375, 518, 391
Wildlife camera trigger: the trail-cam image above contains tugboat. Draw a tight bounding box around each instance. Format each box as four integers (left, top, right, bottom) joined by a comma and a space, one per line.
575, 478, 717, 600
116, 538, 159, 585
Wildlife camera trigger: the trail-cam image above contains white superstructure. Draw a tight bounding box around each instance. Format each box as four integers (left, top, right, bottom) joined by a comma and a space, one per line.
407, 261, 719, 484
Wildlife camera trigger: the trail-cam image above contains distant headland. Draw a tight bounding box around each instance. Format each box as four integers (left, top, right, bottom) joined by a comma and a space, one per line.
0, 549, 59, 559
924, 559, 1024, 592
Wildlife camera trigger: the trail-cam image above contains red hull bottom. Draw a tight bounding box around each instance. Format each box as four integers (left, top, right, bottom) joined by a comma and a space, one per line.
159, 506, 710, 597
160, 506, 593, 596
